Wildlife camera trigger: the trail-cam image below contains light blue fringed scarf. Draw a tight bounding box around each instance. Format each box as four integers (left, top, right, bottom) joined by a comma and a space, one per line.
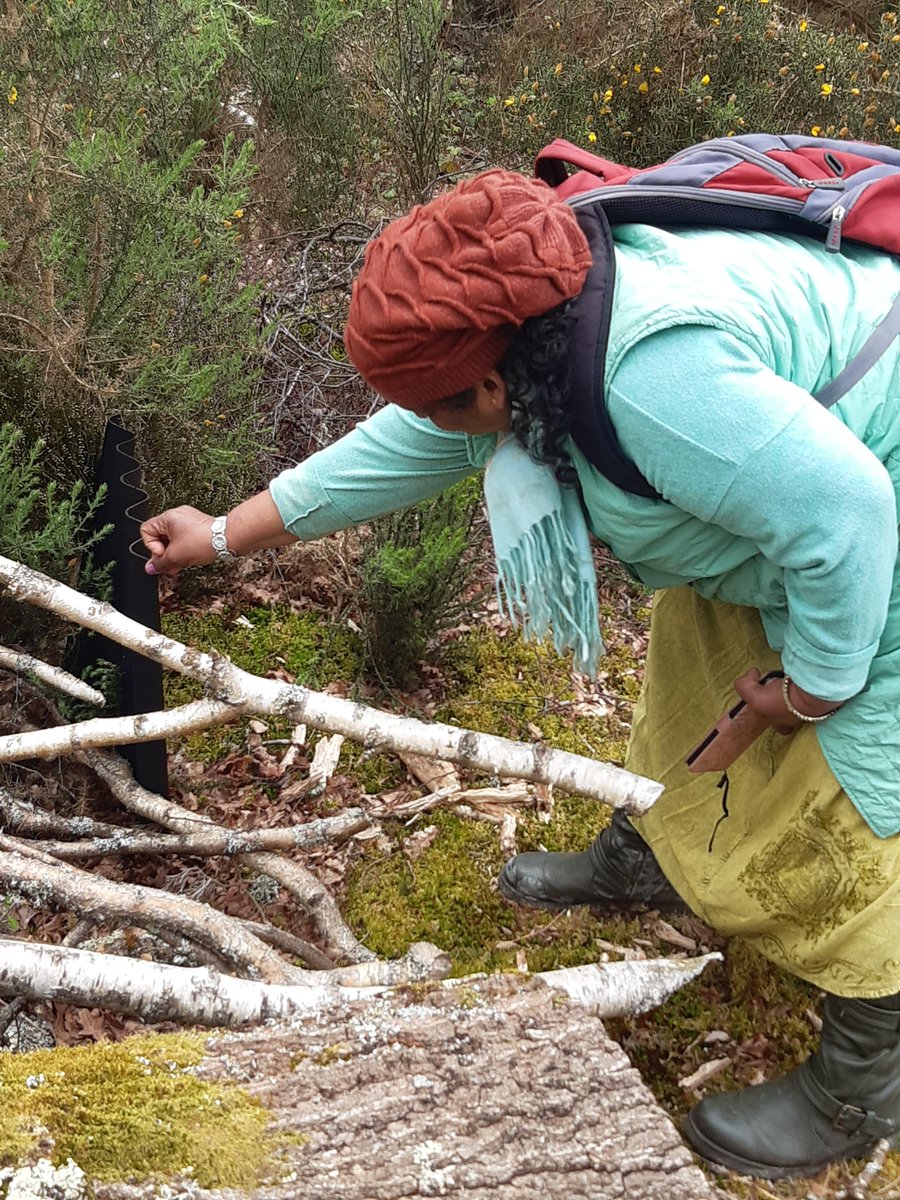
483, 435, 604, 676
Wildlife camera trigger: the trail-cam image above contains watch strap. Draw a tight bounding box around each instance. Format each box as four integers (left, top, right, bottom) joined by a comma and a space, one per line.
210, 514, 234, 560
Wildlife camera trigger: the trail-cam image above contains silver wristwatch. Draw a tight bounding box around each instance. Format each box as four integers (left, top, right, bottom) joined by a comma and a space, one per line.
210, 515, 234, 560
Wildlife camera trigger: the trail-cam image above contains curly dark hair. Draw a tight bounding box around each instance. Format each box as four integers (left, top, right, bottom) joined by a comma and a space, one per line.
438, 302, 577, 483
501, 300, 576, 485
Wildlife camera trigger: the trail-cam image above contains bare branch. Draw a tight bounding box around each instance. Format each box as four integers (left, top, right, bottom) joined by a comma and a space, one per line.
30, 809, 369, 860
86, 749, 376, 964
0, 938, 720, 1027
0, 556, 664, 815
0, 644, 105, 705
0, 835, 302, 984
0, 789, 124, 839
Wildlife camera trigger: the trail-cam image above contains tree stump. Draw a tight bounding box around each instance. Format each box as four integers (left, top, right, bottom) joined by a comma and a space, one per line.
98, 973, 721, 1199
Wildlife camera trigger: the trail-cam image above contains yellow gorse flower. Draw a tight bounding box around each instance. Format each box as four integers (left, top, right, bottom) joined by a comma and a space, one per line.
700, 73, 711, 85
7, 86, 17, 105
821, 82, 833, 95
588, 132, 598, 142
811, 125, 822, 135
639, 81, 648, 93
814, 63, 825, 71
799, 18, 808, 30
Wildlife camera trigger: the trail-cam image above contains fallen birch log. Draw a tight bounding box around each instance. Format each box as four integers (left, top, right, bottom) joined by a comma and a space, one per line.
0, 556, 663, 815
0, 936, 720, 1027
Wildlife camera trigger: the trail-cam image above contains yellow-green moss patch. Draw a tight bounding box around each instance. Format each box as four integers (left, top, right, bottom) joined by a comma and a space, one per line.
161, 605, 363, 762
346, 626, 638, 975
0, 1033, 279, 1188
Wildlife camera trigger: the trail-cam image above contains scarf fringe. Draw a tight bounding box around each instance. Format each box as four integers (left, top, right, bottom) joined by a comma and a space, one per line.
494, 507, 603, 677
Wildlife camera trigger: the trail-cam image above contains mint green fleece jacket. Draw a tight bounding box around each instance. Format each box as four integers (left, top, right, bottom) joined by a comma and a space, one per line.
270, 226, 900, 838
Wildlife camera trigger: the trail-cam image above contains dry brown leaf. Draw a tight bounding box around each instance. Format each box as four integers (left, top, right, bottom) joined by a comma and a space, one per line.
398, 752, 460, 794
403, 825, 439, 863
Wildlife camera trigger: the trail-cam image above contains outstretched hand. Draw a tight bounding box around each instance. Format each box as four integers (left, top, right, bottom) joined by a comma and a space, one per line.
140, 506, 216, 576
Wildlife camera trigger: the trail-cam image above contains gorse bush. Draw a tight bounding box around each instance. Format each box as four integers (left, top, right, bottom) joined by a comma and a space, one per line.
0, 0, 269, 512
243, 0, 356, 219
481, 0, 900, 166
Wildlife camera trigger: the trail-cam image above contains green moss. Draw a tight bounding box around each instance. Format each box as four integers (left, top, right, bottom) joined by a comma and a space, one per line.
345, 626, 636, 975
340, 743, 405, 794
345, 796, 645, 977
314, 1043, 353, 1066
0, 1033, 282, 1188
161, 606, 363, 762
437, 626, 631, 759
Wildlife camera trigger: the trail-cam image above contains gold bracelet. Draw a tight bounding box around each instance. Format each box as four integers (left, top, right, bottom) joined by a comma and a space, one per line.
781, 676, 840, 723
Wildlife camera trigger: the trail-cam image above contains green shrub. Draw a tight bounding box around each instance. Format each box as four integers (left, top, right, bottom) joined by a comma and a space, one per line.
0, 0, 268, 512
242, 0, 358, 221
346, 0, 456, 204
358, 477, 483, 687
0, 422, 110, 648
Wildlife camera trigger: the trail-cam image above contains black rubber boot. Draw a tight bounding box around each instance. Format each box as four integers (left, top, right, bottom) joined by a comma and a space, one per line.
684, 992, 900, 1179
497, 809, 686, 912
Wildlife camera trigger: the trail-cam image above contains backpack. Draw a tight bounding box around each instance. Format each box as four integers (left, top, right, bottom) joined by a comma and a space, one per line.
535, 133, 900, 499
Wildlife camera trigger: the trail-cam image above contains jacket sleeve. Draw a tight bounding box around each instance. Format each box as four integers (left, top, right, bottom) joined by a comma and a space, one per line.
608, 324, 898, 700
268, 404, 491, 540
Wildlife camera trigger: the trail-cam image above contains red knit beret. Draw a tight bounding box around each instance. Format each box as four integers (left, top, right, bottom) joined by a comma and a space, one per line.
343, 170, 592, 409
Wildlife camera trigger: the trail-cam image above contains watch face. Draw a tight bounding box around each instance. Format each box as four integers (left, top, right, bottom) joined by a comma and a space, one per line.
212, 534, 228, 552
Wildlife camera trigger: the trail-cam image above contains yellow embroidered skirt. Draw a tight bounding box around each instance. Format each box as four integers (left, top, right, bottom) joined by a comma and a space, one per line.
627, 587, 900, 999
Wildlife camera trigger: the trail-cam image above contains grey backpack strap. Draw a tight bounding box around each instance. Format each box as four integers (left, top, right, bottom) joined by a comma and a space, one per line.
814, 291, 900, 409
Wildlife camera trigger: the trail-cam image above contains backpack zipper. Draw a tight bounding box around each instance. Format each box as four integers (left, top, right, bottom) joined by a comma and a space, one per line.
827, 205, 846, 252
568, 184, 801, 215
669, 138, 847, 191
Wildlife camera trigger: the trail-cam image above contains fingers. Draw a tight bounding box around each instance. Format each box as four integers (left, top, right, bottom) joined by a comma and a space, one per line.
732, 667, 761, 704
733, 667, 796, 734
139, 507, 213, 576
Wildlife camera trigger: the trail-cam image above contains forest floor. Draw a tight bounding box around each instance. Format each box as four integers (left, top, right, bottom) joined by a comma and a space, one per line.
6, 535, 890, 1199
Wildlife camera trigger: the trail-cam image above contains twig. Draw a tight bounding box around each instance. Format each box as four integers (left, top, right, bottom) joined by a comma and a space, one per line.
29, 809, 369, 860
239, 919, 335, 971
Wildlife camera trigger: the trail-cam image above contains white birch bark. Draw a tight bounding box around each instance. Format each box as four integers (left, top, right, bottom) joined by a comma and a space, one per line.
29, 809, 369, 860
0, 556, 663, 814
0, 645, 105, 705
86, 749, 376, 963
0, 939, 721, 1027
0, 837, 301, 984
